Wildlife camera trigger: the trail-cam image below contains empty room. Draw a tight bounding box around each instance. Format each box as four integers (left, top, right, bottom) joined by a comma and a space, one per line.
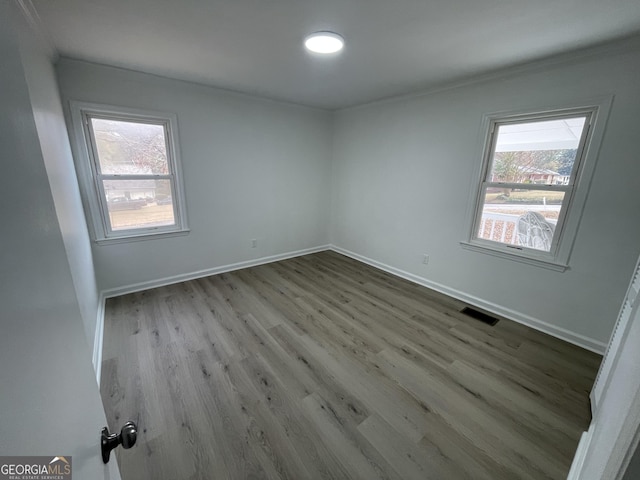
2, 0, 640, 478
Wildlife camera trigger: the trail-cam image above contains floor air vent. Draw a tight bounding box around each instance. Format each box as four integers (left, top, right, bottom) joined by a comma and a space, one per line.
461, 307, 499, 326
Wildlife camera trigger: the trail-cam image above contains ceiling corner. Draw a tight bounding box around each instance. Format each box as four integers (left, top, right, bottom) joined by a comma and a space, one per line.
14, 0, 58, 60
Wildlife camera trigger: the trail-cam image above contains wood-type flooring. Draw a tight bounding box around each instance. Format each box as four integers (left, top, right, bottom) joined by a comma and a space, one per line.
101, 251, 601, 479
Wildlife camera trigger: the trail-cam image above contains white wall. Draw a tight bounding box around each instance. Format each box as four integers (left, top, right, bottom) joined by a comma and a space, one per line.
56, 59, 333, 293
331, 42, 640, 349
0, 2, 119, 477
17, 18, 100, 349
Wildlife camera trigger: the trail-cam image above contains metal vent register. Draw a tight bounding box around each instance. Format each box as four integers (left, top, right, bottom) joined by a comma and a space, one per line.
461, 307, 500, 326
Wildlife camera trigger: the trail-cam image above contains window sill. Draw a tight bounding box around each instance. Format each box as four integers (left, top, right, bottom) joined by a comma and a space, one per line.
95, 228, 190, 246
459, 241, 569, 272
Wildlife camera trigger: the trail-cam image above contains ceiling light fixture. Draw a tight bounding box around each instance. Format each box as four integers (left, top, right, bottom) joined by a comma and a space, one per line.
304, 31, 344, 54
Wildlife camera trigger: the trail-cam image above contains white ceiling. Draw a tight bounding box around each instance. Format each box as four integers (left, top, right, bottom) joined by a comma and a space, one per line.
32, 0, 640, 110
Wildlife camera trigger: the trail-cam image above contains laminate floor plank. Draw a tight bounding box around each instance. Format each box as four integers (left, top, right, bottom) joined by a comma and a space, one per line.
358, 412, 468, 480
447, 360, 579, 458
101, 251, 600, 479
300, 392, 400, 480
374, 349, 564, 480
234, 351, 353, 479
417, 409, 518, 480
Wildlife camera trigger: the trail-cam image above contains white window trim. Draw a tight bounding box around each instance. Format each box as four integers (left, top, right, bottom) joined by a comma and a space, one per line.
69, 101, 189, 244
461, 96, 613, 271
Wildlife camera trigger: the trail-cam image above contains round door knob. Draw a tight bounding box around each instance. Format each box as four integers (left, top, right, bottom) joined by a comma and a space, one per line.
101, 420, 139, 463
120, 421, 137, 449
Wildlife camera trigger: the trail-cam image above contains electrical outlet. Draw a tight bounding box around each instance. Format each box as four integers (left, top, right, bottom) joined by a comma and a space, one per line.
422, 254, 429, 265
251, 239, 257, 248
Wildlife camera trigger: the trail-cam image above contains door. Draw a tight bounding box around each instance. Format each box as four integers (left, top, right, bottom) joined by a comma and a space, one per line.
0, 2, 122, 476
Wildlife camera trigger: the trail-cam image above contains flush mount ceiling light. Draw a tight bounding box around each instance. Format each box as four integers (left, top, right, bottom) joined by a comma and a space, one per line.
304, 31, 344, 54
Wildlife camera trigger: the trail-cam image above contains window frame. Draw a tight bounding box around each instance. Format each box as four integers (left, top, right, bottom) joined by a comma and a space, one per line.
69, 102, 189, 244
461, 98, 613, 271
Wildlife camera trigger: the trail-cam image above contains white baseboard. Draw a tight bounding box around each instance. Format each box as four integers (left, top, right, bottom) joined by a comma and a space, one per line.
567, 425, 594, 480
101, 245, 331, 299
92, 292, 106, 385
329, 245, 607, 354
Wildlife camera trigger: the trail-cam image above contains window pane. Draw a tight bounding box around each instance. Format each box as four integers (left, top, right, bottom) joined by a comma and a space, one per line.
104, 179, 175, 231
477, 188, 565, 252
488, 116, 586, 185
91, 118, 169, 175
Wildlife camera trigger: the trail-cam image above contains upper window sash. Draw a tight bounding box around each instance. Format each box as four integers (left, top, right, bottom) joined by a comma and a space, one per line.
83, 113, 173, 176
483, 110, 593, 187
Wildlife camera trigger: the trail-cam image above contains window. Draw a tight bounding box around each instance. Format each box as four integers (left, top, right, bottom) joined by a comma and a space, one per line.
463, 101, 611, 270
70, 103, 188, 243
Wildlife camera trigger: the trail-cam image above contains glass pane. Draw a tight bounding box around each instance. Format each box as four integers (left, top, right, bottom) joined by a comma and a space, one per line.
91, 118, 169, 175
104, 179, 175, 231
477, 188, 565, 252
488, 116, 586, 185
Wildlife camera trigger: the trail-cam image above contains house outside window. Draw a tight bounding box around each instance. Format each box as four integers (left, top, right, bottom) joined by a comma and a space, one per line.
462, 99, 612, 271
70, 103, 189, 243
